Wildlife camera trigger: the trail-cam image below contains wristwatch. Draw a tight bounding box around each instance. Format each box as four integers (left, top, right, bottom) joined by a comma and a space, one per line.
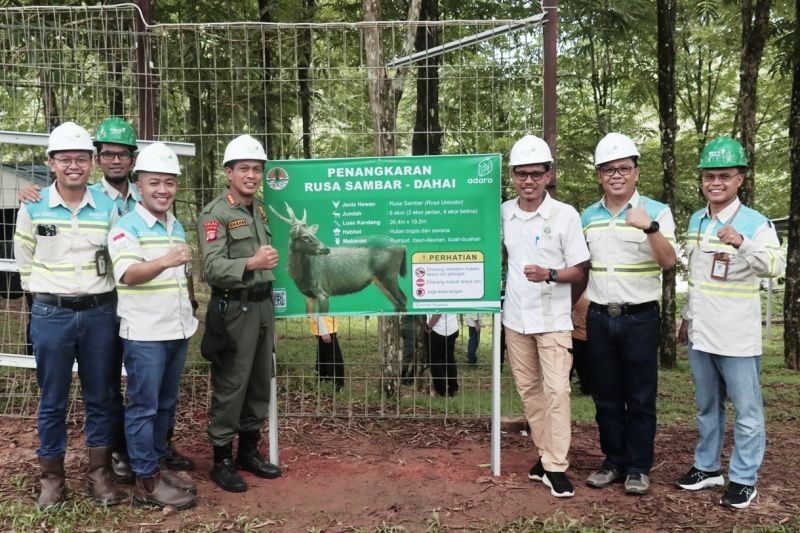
548, 268, 558, 283
643, 220, 660, 234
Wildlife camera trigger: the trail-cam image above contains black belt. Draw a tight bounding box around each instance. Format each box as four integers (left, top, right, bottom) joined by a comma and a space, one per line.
212, 285, 272, 302
589, 301, 658, 318
33, 291, 116, 311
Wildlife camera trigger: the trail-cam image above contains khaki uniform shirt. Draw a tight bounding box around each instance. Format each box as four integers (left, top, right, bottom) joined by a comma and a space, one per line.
197, 190, 275, 289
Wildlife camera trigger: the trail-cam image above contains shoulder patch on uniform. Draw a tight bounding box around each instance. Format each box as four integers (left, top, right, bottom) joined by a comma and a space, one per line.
257, 204, 267, 223
204, 220, 220, 242
226, 193, 236, 206
228, 218, 248, 229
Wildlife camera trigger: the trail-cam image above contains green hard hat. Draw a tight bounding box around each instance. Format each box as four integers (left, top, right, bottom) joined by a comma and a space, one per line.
698, 136, 747, 169
94, 117, 138, 150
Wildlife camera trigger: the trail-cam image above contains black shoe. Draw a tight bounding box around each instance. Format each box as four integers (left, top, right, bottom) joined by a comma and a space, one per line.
164, 442, 196, 472
210, 458, 247, 493
527, 459, 544, 481
720, 481, 757, 509
236, 448, 282, 479
111, 451, 135, 485
543, 471, 575, 498
676, 466, 724, 491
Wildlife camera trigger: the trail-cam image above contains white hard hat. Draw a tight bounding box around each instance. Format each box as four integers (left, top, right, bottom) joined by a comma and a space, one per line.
46, 122, 95, 156
594, 132, 640, 166
223, 134, 267, 165
509, 135, 553, 167
133, 142, 181, 175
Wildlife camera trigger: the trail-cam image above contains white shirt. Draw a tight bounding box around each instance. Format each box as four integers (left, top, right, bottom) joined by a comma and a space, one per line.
429, 314, 459, 336
501, 193, 590, 334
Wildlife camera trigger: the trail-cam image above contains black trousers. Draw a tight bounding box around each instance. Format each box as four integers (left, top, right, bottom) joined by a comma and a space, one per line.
586, 303, 659, 475
428, 331, 458, 396
316, 333, 345, 389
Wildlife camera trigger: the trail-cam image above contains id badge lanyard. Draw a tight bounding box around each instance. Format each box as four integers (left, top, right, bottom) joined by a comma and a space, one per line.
697, 205, 741, 281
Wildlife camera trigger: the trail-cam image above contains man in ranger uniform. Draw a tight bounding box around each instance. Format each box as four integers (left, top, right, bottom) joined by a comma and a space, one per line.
676, 137, 785, 509
581, 133, 678, 496
198, 134, 282, 492
14, 122, 122, 508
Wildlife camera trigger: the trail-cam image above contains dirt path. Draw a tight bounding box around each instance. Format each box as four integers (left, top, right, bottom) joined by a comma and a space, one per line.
1, 416, 798, 531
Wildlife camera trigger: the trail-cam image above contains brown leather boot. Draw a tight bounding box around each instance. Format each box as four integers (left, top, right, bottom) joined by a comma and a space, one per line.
38, 456, 66, 509
134, 473, 196, 510
158, 459, 197, 494
86, 447, 123, 506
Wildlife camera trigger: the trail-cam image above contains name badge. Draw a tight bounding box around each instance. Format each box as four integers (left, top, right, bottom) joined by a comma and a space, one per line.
95, 249, 108, 276
710, 252, 729, 281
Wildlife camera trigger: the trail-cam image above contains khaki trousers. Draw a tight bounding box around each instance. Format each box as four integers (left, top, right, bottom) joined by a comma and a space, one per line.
505, 327, 573, 472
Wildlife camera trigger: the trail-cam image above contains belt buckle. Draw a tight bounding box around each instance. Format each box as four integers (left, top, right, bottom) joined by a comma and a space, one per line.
607, 303, 622, 317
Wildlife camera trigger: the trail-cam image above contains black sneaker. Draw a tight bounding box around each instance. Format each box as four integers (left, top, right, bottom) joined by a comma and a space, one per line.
543, 471, 575, 498
528, 460, 544, 481
720, 482, 757, 509
676, 466, 724, 491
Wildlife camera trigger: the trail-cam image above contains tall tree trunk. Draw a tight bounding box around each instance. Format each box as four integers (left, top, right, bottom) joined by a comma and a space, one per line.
135, 0, 158, 138
737, 0, 771, 207
656, 0, 677, 368
411, 0, 441, 156
785, 0, 800, 371
109, 56, 125, 117
258, 0, 278, 159
408, 0, 440, 385
187, 74, 217, 214
363, 0, 421, 398
298, 0, 315, 159
40, 68, 61, 132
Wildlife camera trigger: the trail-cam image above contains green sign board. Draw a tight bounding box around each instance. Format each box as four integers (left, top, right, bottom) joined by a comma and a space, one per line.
264, 154, 502, 317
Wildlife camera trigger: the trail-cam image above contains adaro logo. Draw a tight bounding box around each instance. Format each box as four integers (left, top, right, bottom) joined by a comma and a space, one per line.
266, 167, 289, 190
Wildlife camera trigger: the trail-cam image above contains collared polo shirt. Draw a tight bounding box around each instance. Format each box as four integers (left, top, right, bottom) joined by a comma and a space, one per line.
682, 197, 785, 356
502, 193, 590, 335
14, 183, 117, 295
108, 203, 198, 341
90, 177, 140, 216
581, 190, 677, 305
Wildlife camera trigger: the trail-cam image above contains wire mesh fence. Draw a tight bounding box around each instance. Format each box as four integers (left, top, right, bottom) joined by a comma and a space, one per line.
0, 4, 545, 421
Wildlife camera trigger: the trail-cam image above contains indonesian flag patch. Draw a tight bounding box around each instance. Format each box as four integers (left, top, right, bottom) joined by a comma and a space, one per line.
204, 220, 220, 242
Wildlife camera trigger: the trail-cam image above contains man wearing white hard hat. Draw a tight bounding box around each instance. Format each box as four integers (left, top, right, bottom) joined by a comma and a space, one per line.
198, 134, 282, 492
13, 122, 123, 509
107, 142, 197, 510
17, 119, 197, 480
580, 133, 678, 495
501, 134, 590, 498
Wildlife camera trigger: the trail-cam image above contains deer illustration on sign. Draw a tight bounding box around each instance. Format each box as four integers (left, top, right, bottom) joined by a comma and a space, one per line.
269, 202, 408, 314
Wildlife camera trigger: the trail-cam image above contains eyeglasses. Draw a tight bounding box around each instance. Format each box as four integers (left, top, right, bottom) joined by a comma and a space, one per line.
513, 170, 547, 182
600, 165, 634, 177
52, 156, 92, 167
98, 151, 133, 161
701, 172, 741, 183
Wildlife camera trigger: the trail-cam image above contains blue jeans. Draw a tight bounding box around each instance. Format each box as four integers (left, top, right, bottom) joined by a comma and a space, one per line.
31, 300, 118, 458
123, 339, 188, 477
586, 303, 659, 475
688, 344, 765, 486
467, 326, 480, 365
